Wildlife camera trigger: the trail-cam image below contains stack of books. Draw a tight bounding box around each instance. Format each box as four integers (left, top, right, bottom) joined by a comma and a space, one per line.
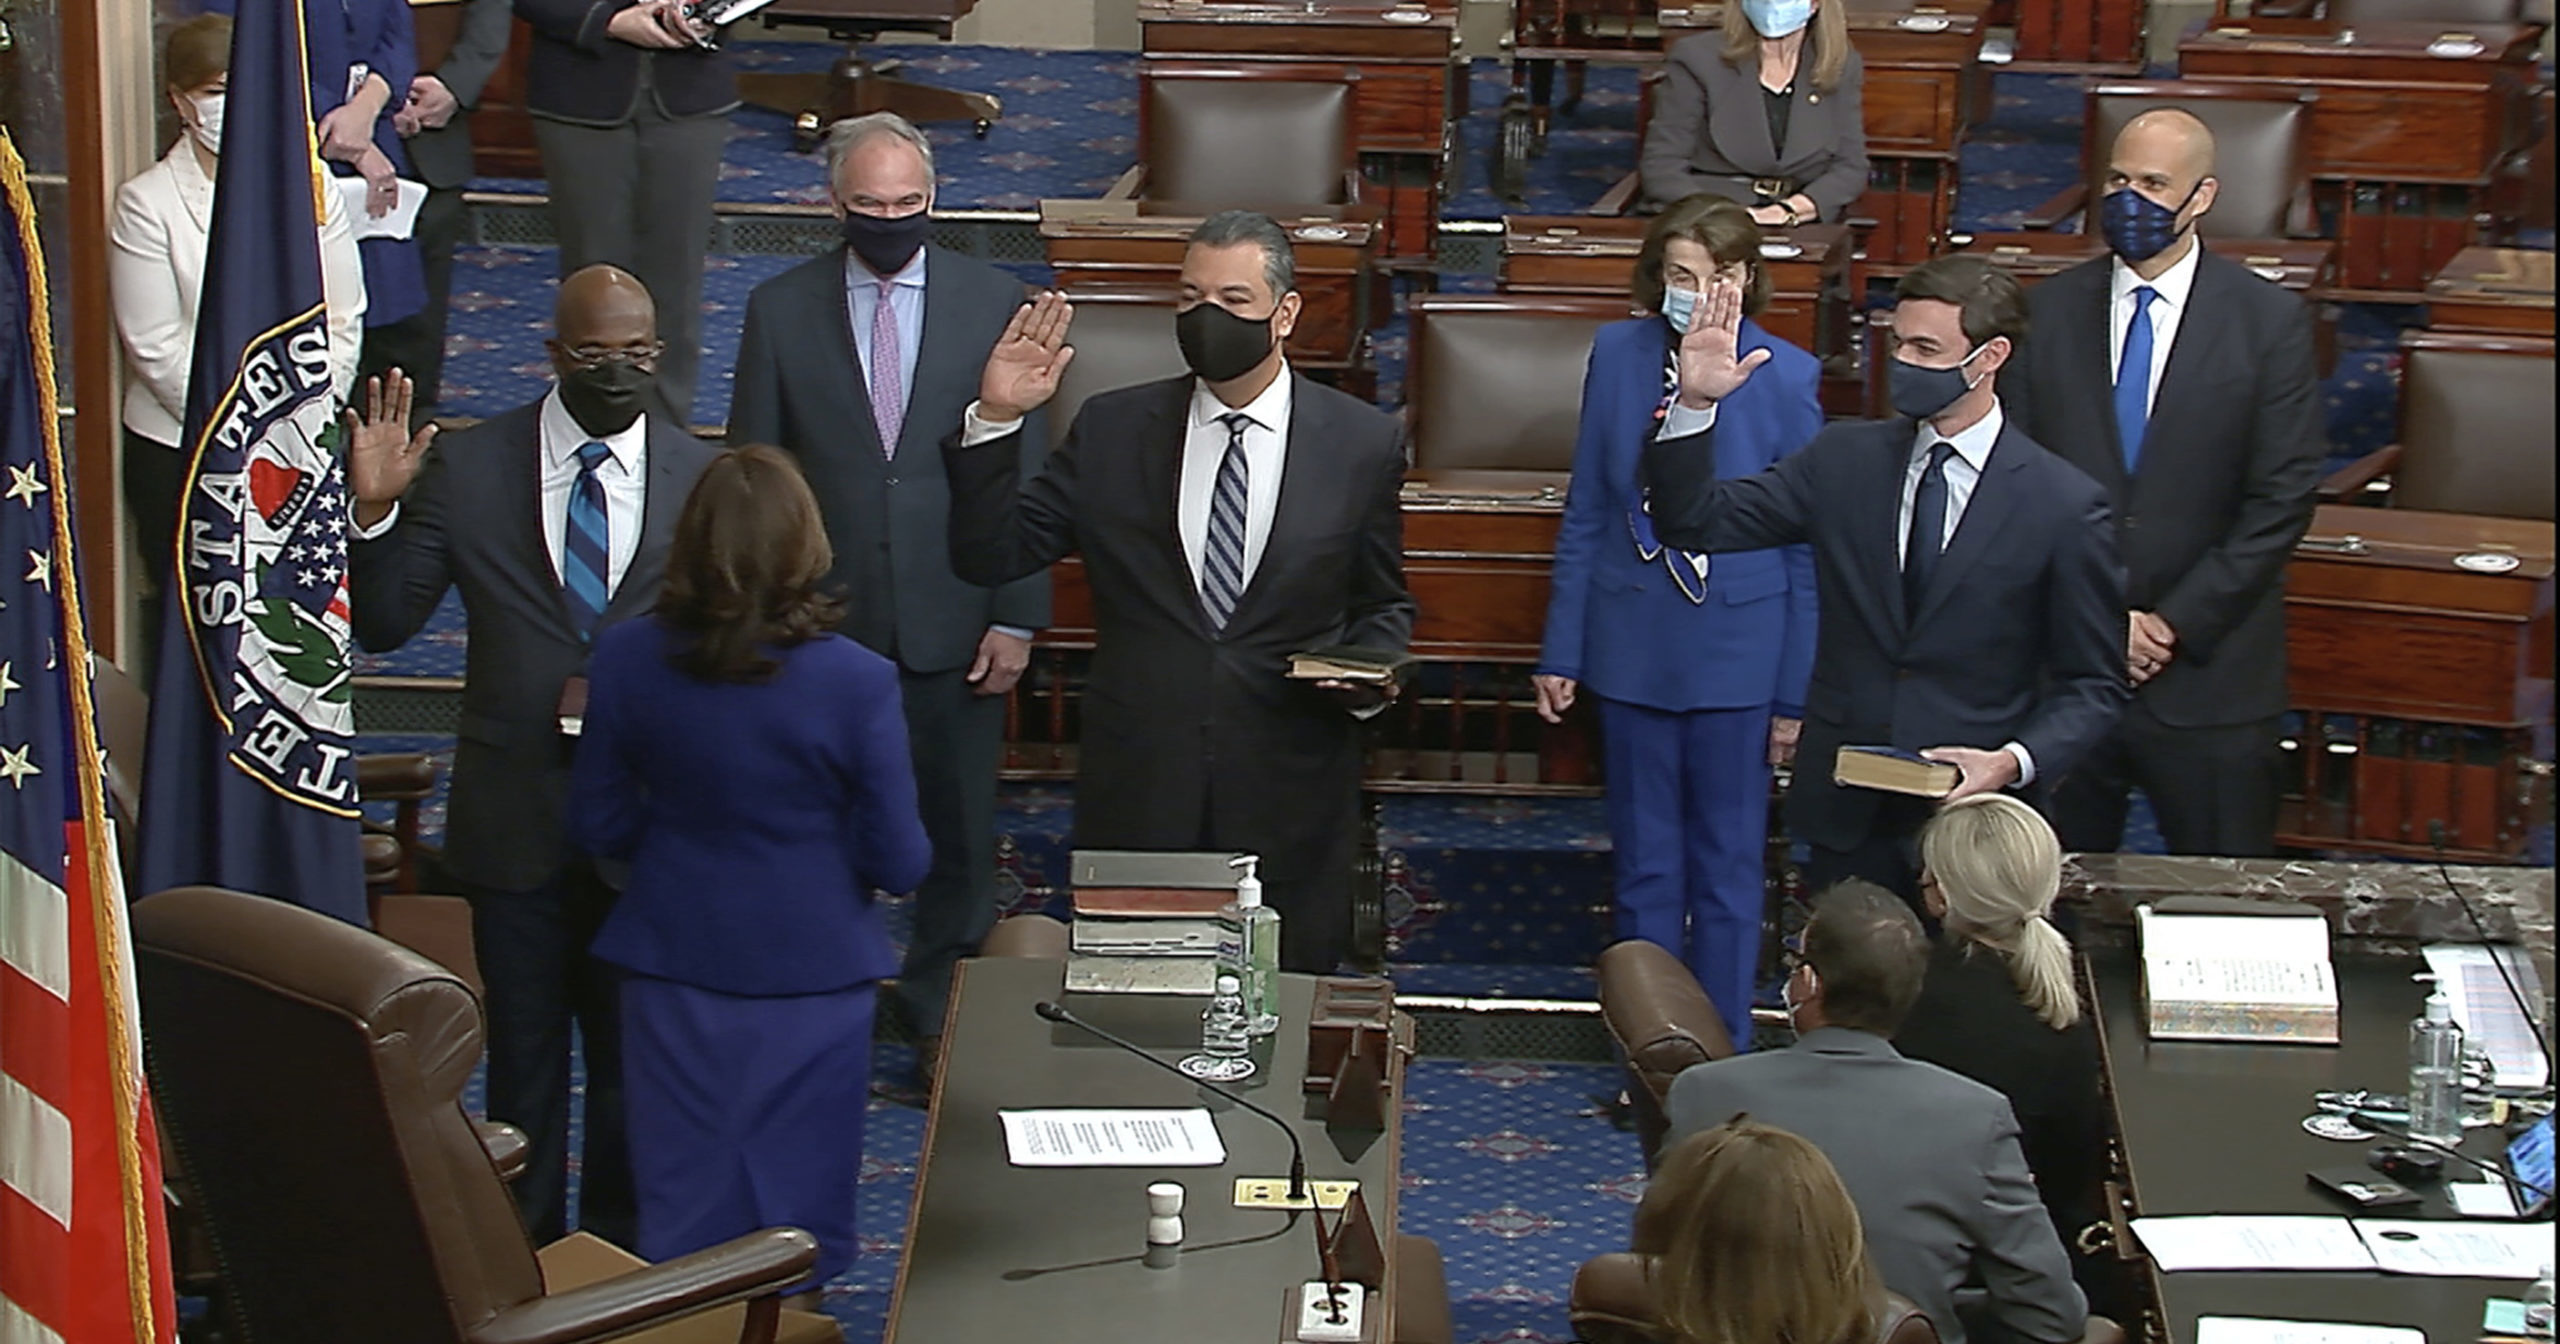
1063, 850, 1240, 996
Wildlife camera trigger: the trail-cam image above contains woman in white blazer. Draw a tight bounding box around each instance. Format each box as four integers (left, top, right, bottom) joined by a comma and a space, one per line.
111, 13, 366, 607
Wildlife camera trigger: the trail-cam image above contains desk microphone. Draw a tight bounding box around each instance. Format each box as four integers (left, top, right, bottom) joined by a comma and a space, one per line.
1033, 999, 1309, 1204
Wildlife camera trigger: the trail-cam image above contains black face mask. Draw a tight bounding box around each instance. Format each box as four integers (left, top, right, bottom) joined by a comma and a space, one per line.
1886, 342, 1991, 422
842, 209, 930, 276
1175, 302, 1276, 384
556, 358, 655, 437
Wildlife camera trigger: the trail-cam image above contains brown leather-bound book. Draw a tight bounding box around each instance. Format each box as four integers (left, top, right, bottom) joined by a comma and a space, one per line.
1071, 887, 1230, 919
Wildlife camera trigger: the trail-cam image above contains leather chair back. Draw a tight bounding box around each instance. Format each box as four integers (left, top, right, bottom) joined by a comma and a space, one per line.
1143, 67, 1356, 207
135, 887, 539, 1343
1568, 1253, 1940, 1344
1594, 939, 1737, 1169
2393, 331, 2557, 520
2086, 82, 2313, 239
980, 913, 1072, 959
1407, 295, 1630, 473
1045, 286, 1189, 451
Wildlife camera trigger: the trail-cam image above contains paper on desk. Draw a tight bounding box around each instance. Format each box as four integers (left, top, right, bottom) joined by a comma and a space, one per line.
2196, 1318, 2423, 1344
2447, 1180, 2527, 1219
2422, 943, 2549, 1090
999, 1108, 1227, 1167
2139, 908, 2337, 1006
332, 175, 428, 242
2353, 1219, 2550, 1278
2129, 1216, 2376, 1273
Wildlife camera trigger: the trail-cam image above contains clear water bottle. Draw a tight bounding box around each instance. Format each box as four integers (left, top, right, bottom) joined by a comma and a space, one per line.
2407, 974, 2464, 1149
2524, 1263, 2555, 1338
1178, 975, 1257, 1083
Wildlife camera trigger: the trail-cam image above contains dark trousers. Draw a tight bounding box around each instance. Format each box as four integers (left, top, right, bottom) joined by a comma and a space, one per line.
531, 94, 727, 426
356, 183, 469, 418
892, 666, 1007, 1039
2052, 701, 2282, 858
1799, 793, 1937, 911
123, 429, 185, 677
467, 864, 636, 1247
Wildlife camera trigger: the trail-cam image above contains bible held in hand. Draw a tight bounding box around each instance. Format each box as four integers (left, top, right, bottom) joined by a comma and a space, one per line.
1286, 645, 1416, 686
1830, 745, 1958, 799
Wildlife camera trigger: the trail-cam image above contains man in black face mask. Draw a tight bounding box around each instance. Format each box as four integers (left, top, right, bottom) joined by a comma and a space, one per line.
940, 209, 1414, 976
345, 263, 719, 1247
728, 113, 1050, 1091
1638, 255, 2127, 907
2005, 109, 2323, 860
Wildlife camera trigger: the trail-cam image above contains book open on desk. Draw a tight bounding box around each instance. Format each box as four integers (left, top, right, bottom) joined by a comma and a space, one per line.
1831, 744, 1958, 798
2138, 903, 2340, 1044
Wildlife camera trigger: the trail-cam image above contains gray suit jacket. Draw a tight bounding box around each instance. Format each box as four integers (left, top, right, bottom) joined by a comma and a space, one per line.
1639, 32, 1869, 219
405, 0, 514, 189
351, 400, 720, 891
727, 244, 1049, 673
1663, 1028, 2088, 1344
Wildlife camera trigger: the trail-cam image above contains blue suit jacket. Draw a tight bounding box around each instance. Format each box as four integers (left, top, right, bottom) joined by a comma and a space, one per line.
571, 618, 931, 996
1539, 316, 1820, 714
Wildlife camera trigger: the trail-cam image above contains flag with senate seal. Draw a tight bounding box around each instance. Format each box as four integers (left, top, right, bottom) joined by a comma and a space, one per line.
138, 0, 367, 923
0, 128, 179, 1344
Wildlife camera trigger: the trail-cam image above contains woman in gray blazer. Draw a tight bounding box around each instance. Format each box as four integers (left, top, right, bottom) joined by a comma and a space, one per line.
1639, 0, 1869, 224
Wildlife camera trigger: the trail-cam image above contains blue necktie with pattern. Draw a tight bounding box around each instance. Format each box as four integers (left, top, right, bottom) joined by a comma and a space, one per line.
1201, 412, 1251, 630
2115, 285, 2158, 473
563, 440, 613, 638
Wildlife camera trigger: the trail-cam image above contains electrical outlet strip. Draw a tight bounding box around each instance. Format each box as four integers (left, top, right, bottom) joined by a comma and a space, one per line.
1294, 1281, 1365, 1342
1233, 1177, 1358, 1209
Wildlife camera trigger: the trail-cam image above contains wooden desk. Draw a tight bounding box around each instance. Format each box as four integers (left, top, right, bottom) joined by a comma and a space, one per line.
2007, 0, 2147, 72
2282, 504, 2555, 859
2425, 245, 2556, 337
1041, 204, 1382, 377
2179, 20, 2546, 296
1137, 1, 1457, 265
1497, 218, 1857, 376
888, 959, 1407, 1343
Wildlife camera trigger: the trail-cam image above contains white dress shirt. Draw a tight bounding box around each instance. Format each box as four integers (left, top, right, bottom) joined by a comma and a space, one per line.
1174, 370, 1292, 594
1894, 398, 2002, 564
2105, 238, 2200, 418
109, 139, 367, 448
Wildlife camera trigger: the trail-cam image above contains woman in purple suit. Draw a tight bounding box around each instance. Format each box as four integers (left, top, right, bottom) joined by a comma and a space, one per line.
572, 444, 928, 1300
1534, 196, 1822, 1049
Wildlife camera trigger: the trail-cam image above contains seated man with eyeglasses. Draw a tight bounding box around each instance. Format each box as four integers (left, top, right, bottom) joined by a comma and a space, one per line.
344, 263, 720, 1250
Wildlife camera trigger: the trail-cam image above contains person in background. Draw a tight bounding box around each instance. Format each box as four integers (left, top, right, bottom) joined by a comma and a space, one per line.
728, 112, 1049, 1088
571, 444, 928, 1306
1629, 1119, 1884, 1344
1898, 793, 2114, 1313
110, 13, 365, 650
387, 0, 517, 419
1534, 194, 1818, 1050
1640, 0, 1867, 223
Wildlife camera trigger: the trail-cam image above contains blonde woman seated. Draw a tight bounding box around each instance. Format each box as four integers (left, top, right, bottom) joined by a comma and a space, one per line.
1629, 1118, 1884, 1344
1896, 794, 2109, 1306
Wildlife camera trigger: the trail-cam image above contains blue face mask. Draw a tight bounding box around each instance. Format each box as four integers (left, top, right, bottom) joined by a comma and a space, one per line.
2099, 179, 2204, 265
1739, 0, 1815, 39
1887, 340, 1992, 422
1660, 284, 1701, 334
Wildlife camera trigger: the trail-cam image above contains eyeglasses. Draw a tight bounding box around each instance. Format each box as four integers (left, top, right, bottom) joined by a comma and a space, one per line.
559, 341, 664, 370
1778, 930, 1809, 976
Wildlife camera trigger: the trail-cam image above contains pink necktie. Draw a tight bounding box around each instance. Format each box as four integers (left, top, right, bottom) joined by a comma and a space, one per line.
869, 276, 902, 459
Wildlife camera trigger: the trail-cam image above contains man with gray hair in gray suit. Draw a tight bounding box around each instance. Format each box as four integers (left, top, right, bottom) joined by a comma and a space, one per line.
728, 112, 1049, 1088
1664, 881, 2095, 1344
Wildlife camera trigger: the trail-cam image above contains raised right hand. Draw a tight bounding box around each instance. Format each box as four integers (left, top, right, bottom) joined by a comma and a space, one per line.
978, 290, 1076, 423
344, 370, 439, 529
1673, 277, 1771, 409
1531, 673, 1577, 725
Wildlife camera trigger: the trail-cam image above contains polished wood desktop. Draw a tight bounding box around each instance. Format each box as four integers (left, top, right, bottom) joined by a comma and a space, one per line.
888, 958, 1408, 1343
2090, 953, 2538, 1342
2426, 245, 2556, 337
2007, 0, 2148, 72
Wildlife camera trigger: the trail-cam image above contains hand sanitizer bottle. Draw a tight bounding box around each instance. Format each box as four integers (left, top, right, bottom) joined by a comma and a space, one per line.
2407, 973, 2464, 1149
1219, 854, 1281, 1036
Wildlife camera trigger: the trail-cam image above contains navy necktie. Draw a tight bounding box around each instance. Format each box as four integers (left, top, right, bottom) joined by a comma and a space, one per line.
1201, 413, 1252, 630
563, 440, 613, 638
2115, 285, 2158, 473
1904, 440, 1955, 614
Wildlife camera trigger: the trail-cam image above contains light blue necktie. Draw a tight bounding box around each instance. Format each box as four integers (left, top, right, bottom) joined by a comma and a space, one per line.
563, 440, 612, 638
1200, 413, 1251, 630
2114, 285, 2158, 473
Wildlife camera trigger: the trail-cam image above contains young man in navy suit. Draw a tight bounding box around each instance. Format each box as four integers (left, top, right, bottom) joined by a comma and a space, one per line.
1642, 255, 2128, 903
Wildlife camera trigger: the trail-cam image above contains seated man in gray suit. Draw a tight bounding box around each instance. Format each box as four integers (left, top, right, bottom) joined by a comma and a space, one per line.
1664, 882, 2089, 1344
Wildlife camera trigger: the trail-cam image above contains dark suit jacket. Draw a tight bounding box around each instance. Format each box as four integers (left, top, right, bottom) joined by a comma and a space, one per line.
1893, 937, 2106, 1249
1642, 411, 2127, 851
1663, 1029, 2089, 1344
406, 0, 516, 190
571, 618, 931, 996
942, 373, 1413, 964
512, 0, 738, 125
2006, 247, 2325, 727
1640, 32, 1870, 219
350, 401, 720, 891
728, 245, 1049, 673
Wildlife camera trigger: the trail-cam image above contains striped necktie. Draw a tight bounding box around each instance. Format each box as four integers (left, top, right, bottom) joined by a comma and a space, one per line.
1200, 412, 1252, 630
563, 440, 613, 638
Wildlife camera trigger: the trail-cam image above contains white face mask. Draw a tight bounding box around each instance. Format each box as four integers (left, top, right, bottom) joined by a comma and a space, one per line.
188, 92, 225, 156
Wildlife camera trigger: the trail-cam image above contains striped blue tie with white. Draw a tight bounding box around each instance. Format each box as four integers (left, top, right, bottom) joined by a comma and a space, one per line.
1200, 412, 1252, 630
563, 439, 613, 638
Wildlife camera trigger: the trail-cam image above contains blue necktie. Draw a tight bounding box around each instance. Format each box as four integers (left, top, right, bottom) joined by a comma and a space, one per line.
1200, 413, 1252, 630
1904, 440, 1954, 614
2115, 285, 2158, 473
563, 440, 613, 638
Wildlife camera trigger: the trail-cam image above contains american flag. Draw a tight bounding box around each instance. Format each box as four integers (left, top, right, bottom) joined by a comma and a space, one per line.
0, 132, 177, 1343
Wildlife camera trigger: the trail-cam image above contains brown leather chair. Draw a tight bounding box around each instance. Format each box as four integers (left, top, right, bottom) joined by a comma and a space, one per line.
978, 912, 1072, 960
1114, 62, 1362, 208
1569, 1253, 1940, 1344
1391, 1233, 1456, 1344
1042, 285, 1190, 452
135, 886, 828, 1344
1405, 294, 1632, 475
1593, 939, 1736, 1170
2320, 331, 2556, 518
2022, 81, 2316, 239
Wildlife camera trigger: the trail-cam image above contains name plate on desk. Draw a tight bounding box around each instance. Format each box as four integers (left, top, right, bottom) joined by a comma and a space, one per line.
2137, 902, 2340, 1044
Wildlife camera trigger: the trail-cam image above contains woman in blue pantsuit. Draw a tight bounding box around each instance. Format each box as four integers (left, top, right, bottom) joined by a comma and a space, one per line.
1534, 195, 1821, 1049
571, 444, 929, 1297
